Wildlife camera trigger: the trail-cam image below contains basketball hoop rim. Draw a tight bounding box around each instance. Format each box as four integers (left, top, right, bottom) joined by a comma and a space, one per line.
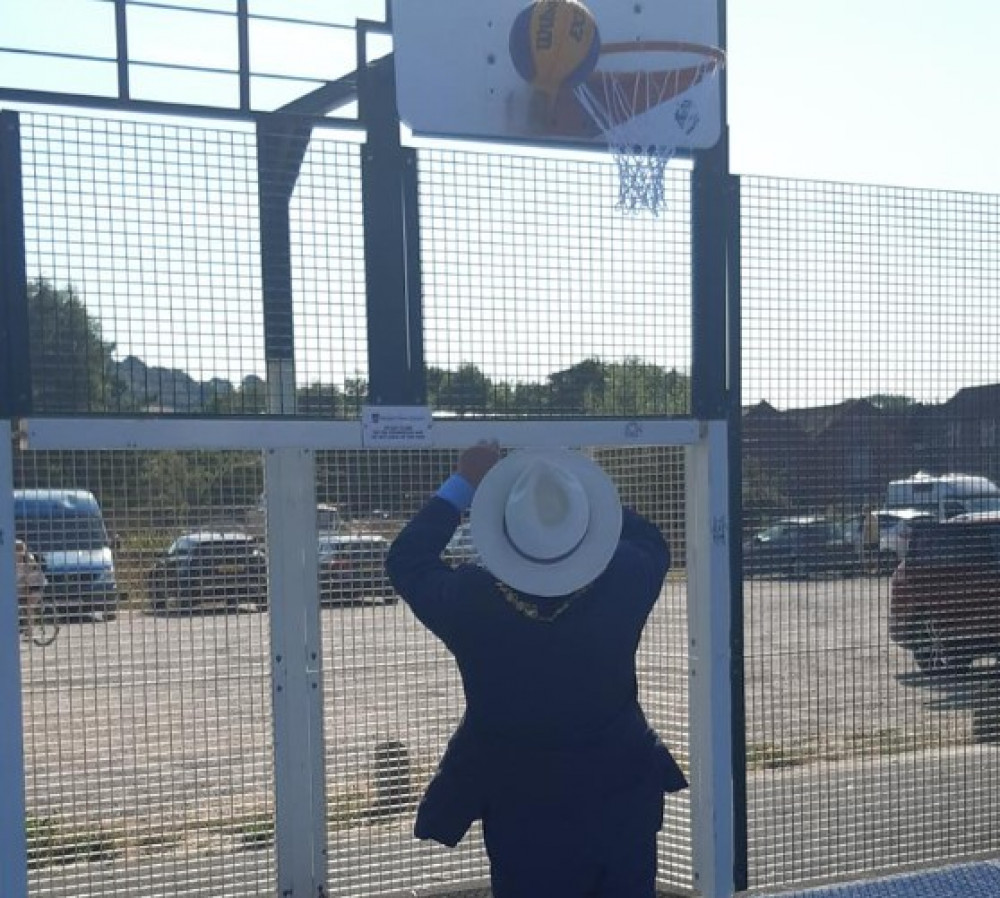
595, 40, 726, 70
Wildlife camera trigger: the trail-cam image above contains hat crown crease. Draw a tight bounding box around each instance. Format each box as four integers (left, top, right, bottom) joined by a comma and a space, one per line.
504, 461, 590, 563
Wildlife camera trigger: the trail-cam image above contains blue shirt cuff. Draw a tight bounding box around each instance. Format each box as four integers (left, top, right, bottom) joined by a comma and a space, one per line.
436, 474, 475, 512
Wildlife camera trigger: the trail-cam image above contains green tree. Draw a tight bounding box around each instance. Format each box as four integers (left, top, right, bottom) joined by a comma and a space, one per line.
510, 380, 551, 412
238, 375, 267, 413
201, 375, 267, 415
425, 367, 446, 408
298, 381, 341, 416
588, 358, 690, 416
548, 358, 605, 412
342, 377, 368, 416
865, 394, 915, 411
435, 363, 492, 415
27, 279, 125, 412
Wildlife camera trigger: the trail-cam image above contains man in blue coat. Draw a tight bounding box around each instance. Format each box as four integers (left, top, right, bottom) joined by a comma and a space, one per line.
387, 442, 687, 898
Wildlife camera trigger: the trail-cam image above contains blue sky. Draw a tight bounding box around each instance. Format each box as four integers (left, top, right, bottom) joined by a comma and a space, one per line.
727, 0, 1000, 194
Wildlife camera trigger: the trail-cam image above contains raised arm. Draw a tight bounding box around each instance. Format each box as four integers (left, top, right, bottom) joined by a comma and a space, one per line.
386, 442, 500, 640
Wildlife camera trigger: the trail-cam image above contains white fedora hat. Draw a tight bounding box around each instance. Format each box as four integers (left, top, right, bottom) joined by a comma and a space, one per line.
469, 448, 622, 597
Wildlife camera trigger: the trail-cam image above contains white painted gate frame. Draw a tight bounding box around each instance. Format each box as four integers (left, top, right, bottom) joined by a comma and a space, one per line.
0, 416, 734, 898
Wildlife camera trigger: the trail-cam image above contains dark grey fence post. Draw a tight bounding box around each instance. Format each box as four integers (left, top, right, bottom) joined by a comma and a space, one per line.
256, 116, 311, 414
726, 172, 747, 894
358, 43, 425, 406
0, 110, 31, 417
691, 133, 731, 422
691, 122, 747, 891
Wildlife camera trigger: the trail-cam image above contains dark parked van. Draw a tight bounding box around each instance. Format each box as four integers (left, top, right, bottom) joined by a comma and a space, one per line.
13, 489, 120, 619
889, 513, 1000, 673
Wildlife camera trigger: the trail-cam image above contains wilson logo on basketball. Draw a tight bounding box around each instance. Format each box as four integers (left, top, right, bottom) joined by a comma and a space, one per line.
534, 3, 557, 50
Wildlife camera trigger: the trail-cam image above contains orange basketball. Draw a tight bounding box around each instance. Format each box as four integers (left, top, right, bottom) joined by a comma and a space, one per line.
509, 0, 601, 92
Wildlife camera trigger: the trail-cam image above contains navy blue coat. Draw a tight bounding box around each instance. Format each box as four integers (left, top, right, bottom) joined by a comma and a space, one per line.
386, 497, 688, 848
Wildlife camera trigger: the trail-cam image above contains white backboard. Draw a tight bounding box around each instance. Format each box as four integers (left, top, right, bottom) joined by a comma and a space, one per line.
391, 0, 724, 149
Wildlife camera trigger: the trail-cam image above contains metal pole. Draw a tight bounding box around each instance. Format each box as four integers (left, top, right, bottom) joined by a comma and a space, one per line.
114, 0, 130, 100
255, 116, 311, 415
358, 31, 425, 405
267, 448, 326, 896
256, 115, 327, 892
690, 130, 731, 421
0, 421, 29, 898
0, 111, 31, 898
688, 0, 740, 879
687, 422, 735, 898
0, 111, 31, 418
691, 0, 731, 421
727, 173, 748, 893
237, 0, 250, 112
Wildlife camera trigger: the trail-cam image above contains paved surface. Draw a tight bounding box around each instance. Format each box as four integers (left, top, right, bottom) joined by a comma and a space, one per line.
752, 860, 1000, 898
16, 575, 1000, 897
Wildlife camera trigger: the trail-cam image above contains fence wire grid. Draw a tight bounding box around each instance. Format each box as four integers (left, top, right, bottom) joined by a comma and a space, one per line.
741, 177, 1000, 888
2, 106, 1000, 898
7, 108, 699, 898
11, 444, 692, 898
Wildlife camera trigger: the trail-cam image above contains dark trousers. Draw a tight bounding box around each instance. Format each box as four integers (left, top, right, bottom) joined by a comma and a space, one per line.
482, 776, 662, 898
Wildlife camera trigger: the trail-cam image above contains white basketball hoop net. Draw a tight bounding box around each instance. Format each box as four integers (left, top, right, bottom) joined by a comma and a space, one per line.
574, 41, 725, 214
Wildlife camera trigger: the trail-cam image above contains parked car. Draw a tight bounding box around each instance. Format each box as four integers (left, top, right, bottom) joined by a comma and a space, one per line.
844, 508, 936, 571
14, 488, 120, 620
318, 532, 396, 605
875, 509, 935, 559
886, 471, 1000, 520
889, 513, 1000, 674
147, 531, 267, 613
743, 516, 856, 578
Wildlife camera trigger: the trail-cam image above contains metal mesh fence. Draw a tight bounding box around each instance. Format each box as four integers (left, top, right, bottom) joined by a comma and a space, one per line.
316, 447, 691, 896
15, 448, 275, 897
21, 113, 266, 414
8, 104, 1000, 898
291, 135, 367, 414
11, 442, 692, 897
8, 110, 698, 896
419, 147, 693, 417
741, 177, 1000, 889
19, 112, 367, 416
0, 1, 376, 114
18, 113, 694, 422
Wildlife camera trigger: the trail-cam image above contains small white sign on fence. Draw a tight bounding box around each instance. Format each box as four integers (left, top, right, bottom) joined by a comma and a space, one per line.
362, 405, 433, 448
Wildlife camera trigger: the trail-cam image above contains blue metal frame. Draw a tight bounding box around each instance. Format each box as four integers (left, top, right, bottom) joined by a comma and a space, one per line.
0, 110, 31, 417
256, 114, 312, 410
691, 131, 731, 421
0, 1, 386, 119
358, 27, 425, 406
727, 171, 747, 894
691, 129, 747, 894
114, 0, 129, 100
689, 0, 746, 886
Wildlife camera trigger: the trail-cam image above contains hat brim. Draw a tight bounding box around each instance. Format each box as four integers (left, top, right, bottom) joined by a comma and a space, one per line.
470, 449, 623, 597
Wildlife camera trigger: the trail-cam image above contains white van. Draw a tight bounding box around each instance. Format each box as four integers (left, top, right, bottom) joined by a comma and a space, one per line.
13, 489, 120, 618
885, 471, 1000, 520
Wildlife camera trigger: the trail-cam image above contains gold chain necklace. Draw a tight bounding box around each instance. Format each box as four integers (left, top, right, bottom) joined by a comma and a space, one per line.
495, 580, 590, 623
